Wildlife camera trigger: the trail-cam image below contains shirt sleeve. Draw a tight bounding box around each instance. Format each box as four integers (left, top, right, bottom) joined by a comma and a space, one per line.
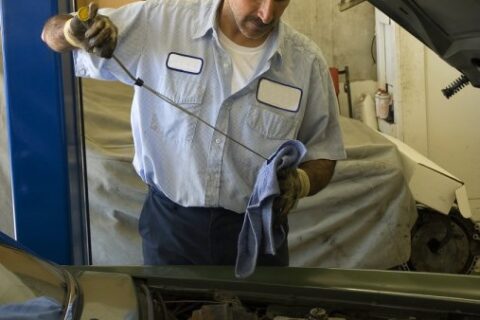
297, 54, 347, 162
73, 1, 148, 85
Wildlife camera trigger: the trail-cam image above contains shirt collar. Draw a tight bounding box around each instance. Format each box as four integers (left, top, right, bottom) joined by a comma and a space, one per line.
269, 21, 285, 64
191, 0, 221, 40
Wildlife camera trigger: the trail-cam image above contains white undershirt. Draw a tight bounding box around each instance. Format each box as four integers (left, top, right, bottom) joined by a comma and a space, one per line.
218, 29, 268, 94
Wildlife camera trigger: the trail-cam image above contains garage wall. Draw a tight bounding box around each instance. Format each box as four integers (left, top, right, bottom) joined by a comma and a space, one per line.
283, 2, 377, 117
425, 51, 480, 217
283, 1, 376, 82
391, 24, 480, 217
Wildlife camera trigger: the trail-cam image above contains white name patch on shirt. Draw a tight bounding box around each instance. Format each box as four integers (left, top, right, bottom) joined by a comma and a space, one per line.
166, 52, 203, 75
257, 78, 302, 112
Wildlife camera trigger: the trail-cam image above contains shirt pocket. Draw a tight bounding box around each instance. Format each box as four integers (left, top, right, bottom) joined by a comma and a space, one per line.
155, 71, 206, 144
246, 102, 299, 140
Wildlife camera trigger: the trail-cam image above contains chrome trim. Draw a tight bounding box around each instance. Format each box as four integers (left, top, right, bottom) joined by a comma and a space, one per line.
62, 269, 80, 320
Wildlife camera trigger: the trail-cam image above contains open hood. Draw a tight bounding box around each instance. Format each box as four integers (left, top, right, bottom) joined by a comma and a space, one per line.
368, 0, 480, 93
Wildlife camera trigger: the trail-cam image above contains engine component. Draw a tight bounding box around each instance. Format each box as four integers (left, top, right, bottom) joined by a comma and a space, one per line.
190, 303, 257, 320
307, 308, 328, 320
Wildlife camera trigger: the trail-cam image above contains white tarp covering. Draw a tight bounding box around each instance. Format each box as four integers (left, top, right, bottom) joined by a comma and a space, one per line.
289, 117, 417, 268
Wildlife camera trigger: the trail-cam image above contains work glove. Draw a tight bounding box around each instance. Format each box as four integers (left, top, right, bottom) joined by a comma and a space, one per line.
63, 2, 118, 58
273, 168, 310, 222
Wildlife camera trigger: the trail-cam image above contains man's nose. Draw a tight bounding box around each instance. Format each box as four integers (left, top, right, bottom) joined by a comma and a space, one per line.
257, 0, 275, 24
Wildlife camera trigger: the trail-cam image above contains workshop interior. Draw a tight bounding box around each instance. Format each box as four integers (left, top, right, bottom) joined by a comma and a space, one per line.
1, 0, 480, 319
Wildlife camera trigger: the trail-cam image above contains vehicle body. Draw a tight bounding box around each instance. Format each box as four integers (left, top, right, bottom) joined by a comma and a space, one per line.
2, 241, 480, 320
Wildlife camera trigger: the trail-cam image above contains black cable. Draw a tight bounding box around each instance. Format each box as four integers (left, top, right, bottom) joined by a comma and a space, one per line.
371, 34, 377, 64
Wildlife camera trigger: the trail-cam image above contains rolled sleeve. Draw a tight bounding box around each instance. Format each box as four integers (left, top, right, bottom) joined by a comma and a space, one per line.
298, 56, 346, 162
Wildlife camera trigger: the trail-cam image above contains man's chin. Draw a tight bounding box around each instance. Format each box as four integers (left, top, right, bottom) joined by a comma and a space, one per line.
241, 27, 272, 40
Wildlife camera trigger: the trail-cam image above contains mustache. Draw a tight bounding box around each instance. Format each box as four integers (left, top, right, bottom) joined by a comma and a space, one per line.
246, 16, 275, 29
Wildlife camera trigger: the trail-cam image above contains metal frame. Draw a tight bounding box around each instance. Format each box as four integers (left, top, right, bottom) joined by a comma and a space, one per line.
0, 0, 90, 264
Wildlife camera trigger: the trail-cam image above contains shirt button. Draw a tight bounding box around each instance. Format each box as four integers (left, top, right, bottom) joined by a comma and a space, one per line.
223, 62, 229, 69
215, 138, 221, 144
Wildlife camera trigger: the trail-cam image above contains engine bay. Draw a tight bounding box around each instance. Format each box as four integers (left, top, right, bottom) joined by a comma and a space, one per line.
141, 285, 480, 320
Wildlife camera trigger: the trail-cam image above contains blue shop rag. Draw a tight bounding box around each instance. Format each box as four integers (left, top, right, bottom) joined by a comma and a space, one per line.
235, 140, 307, 278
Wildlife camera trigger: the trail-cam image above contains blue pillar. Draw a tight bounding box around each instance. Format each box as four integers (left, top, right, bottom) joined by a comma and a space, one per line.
1, 0, 90, 264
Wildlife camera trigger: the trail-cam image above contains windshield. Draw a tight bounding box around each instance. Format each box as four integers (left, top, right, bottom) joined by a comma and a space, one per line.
0, 244, 68, 319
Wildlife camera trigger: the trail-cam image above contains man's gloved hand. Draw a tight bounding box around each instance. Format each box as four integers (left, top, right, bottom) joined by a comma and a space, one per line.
63, 2, 118, 58
273, 168, 310, 220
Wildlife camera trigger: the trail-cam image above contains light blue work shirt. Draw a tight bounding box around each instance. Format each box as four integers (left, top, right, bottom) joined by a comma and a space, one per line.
74, 0, 346, 213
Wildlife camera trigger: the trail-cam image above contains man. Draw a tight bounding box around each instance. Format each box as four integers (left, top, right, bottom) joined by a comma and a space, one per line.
42, 0, 346, 266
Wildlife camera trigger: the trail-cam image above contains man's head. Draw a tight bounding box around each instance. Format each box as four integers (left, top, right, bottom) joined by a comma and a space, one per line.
219, 0, 290, 46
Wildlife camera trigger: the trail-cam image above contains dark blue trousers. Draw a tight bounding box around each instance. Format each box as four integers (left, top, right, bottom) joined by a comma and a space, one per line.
139, 187, 289, 266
